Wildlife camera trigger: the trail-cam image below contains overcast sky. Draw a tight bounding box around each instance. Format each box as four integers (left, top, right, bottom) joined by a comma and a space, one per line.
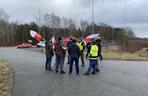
0, 0, 148, 38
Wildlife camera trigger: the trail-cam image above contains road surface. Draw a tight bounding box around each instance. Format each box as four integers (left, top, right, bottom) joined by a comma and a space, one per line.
0, 47, 148, 96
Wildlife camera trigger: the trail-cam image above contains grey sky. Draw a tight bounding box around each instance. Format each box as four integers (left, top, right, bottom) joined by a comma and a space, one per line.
0, 0, 148, 37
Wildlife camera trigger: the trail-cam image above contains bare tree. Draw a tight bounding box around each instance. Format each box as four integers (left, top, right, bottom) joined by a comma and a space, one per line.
125, 27, 135, 39
80, 20, 89, 37
67, 18, 76, 35
44, 13, 61, 37
44, 13, 50, 27
54, 15, 61, 36
63, 17, 69, 29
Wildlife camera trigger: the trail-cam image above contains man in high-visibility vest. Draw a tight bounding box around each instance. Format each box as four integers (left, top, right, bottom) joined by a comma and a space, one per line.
78, 40, 85, 67
84, 41, 98, 75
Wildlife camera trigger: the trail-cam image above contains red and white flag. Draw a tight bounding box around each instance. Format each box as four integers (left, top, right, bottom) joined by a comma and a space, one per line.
30, 30, 42, 41
51, 36, 56, 49
83, 34, 100, 42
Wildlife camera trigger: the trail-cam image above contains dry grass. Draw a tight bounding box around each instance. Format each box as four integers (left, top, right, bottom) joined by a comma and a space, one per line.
119, 40, 148, 52
0, 60, 13, 96
102, 46, 148, 61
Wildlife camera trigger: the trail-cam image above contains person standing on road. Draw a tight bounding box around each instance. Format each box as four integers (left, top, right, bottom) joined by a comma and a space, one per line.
84, 41, 98, 75
78, 40, 85, 67
68, 39, 80, 75
95, 38, 103, 72
45, 40, 54, 71
54, 37, 66, 74
85, 42, 91, 59
66, 38, 73, 64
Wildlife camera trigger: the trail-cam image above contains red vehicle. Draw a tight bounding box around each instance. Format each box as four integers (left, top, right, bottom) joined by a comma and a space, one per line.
17, 43, 32, 48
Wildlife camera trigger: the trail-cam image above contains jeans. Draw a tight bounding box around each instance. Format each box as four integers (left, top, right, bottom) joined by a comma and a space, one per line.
69, 57, 79, 74
45, 56, 52, 70
80, 52, 85, 66
86, 59, 97, 74
67, 55, 71, 64
55, 55, 65, 72
96, 57, 101, 70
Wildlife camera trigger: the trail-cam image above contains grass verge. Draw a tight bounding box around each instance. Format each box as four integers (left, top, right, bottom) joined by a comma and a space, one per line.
0, 60, 13, 96
102, 46, 148, 61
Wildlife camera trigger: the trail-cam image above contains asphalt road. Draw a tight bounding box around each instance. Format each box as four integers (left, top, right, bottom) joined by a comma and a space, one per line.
0, 47, 148, 96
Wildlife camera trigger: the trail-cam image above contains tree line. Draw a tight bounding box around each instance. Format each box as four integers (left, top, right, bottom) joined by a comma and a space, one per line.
0, 10, 135, 46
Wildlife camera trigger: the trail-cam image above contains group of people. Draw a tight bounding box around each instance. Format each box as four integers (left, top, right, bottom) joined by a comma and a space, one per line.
45, 36, 103, 75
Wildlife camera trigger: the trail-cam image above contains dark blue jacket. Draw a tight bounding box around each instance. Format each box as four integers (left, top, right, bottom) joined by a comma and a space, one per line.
68, 43, 80, 58
67, 40, 73, 48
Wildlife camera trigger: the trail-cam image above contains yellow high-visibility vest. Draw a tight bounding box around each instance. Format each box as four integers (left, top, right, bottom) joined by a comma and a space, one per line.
78, 42, 83, 51
89, 45, 98, 57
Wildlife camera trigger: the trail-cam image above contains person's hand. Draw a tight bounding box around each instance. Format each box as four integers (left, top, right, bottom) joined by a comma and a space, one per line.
89, 54, 92, 57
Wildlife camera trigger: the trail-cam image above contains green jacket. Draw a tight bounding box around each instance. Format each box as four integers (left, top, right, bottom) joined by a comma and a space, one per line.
45, 44, 54, 57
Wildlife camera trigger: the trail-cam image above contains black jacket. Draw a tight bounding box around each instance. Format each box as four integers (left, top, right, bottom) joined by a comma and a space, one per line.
68, 43, 80, 58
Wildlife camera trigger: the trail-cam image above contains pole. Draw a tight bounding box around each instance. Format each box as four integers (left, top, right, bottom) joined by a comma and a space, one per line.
123, 0, 126, 41
92, 0, 95, 33
38, 1, 41, 34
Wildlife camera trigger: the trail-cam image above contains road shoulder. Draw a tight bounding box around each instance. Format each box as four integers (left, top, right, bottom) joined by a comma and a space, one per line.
0, 60, 13, 96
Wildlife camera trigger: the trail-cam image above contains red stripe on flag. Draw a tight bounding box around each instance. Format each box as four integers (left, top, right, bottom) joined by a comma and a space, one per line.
34, 33, 42, 41
83, 38, 92, 42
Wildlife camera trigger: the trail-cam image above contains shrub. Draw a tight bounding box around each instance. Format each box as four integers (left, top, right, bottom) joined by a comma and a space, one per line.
118, 40, 148, 52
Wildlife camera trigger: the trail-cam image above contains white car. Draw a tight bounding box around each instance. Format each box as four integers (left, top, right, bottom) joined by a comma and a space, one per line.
36, 41, 45, 48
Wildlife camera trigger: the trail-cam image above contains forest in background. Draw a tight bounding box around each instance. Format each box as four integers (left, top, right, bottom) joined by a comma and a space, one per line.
0, 9, 137, 47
